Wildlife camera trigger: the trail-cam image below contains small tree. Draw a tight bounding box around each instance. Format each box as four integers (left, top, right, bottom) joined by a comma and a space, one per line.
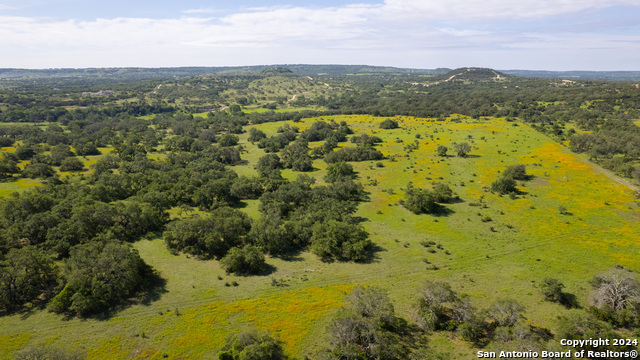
436, 145, 448, 157
416, 280, 458, 330
48, 241, 152, 317
539, 278, 565, 302
218, 134, 239, 147
503, 164, 527, 180
488, 299, 525, 327
379, 119, 399, 129
324, 162, 355, 183
220, 245, 266, 275
431, 183, 453, 203
454, 142, 471, 157
59, 157, 85, 172
218, 329, 285, 360
491, 177, 517, 195
0, 247, 57, 312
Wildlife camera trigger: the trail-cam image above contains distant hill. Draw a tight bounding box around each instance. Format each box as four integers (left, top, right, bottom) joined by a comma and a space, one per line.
0, 65, 441, 81
437, 67, 509, 82
1, 65, 638, 82
500, 70, 640, 81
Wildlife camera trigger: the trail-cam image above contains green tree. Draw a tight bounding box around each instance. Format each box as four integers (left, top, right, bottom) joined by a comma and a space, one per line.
0, 247, 57, 312
48, 241, 152, 316
218, 134, 239, 147
59, 157, 84, 172
218, 329, 285, 360
163, 207, 251, 258
431, 183, 453, 203
539, 278, 565, 303
22, 163, 55, 179
454, 142, 471, 157
310, 220, 371, 262
50, 144, 74, 166
416, 281, 458, 330
0, 155, 20, 179
436, 145, 448, 157
220, 244, 266, 275
248, 128, 267, 143
404, 186, 438, 214
379, 119, 399, 129
491, 177, 517, 195
502, 164, 527, 180
324, 162, 355, 183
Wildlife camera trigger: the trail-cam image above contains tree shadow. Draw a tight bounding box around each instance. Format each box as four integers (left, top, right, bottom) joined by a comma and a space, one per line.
231, 201, 248, 209
277, 254, 305, 262
447, 196, 465, 204
139, 272, 168, 306
559, 293, 580, 309
252, 263, 278, 277
432, 205, 455, 217
356, 243, 386, 264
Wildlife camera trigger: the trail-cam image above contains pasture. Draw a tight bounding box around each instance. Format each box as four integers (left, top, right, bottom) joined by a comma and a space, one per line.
0, 115, 638, 359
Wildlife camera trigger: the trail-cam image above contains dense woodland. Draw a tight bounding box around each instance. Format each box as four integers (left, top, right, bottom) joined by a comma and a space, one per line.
1, 67, 639, 359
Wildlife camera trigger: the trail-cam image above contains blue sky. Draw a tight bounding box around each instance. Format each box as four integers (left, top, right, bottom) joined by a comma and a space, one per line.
0, 0, 639, 70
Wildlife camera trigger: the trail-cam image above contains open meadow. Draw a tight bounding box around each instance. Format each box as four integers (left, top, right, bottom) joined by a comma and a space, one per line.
1, 114, 638, 359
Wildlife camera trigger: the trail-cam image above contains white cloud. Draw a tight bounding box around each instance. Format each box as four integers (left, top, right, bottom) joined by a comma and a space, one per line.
382, 0, 638, 20
0, 1, 638, 69
181, 8, 220, 15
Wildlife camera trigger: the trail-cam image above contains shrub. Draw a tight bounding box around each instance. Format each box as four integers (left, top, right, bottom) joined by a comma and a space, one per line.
379, 119, 399, 129
0, 247, 57, 312
220, 245, 266, 275
503, 164, 527, 180
491, 177, 517, 195
48, 241, 153, 317
310, 220, 371, 262
539, 277, 565, 302
59, 157, 85, 172
218, 329, 285, 360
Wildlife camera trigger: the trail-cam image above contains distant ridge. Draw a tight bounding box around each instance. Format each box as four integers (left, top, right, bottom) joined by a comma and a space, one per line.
0, 65, 638, 81
0, 65, 441, 80
501, 70, 640, 81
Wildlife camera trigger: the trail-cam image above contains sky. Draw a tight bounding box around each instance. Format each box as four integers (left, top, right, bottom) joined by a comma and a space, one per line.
0, 0, 639, 70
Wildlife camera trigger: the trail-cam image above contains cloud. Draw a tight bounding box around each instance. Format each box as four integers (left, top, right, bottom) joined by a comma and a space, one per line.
0, 1, 638, 69
181, 8, 220, 15
381, 0, 639, 21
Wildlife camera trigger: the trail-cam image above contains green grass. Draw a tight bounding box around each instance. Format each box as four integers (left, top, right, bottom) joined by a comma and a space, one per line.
1, 115, 639, 359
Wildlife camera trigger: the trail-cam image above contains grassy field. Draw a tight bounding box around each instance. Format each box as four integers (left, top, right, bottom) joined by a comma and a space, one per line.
1, 115, 638, 359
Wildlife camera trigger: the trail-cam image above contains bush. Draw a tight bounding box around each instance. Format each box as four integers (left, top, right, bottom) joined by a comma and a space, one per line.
310, 220, 371, 262
22, 162, 55, 179
59, 157, 84, 172
539, 277, 565, 302
324, 145, 384, 163
491, 177, 517, 195
220, 245, 266, 275
503, 164, 527, 180
379, 119, 399, 129
454, 142, 471, 157
0, 247, 57, 312
218, 133, 239, 147
324, 162, 355, 183
218, 329, 285, 360
48, 241, 152, 317
164, 207, 251, 258
436, 145, 448, 157
404, 187, 438, 214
